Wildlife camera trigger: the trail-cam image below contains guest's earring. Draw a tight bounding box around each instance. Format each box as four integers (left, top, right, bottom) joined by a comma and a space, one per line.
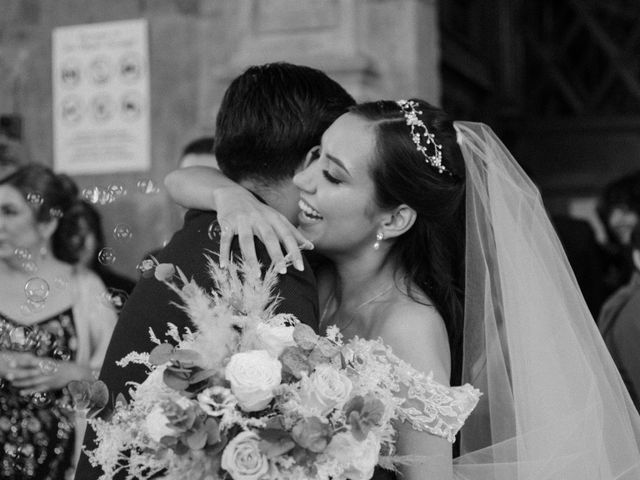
373, 231, 384, 250
39, 245, 48, 258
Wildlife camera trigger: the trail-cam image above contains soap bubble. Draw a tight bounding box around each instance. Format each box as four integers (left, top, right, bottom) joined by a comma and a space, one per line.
52, 347, 71, 361
113, 223, 133, 243
97, 247, 116, 265
101, 288, 128, 311
208, 221, 221, 240
8, 326, 38, 352
108, 184, 127, 198
26, 192, 43, 206
21, 261, 38, 274
136, 178, 159, 194
24, 277, 50, 303
38, 359, 58, 375
49, 207, 64, 219
98, 189, 115, 205
53, 275, 70, 290
19, 303, 33, 316
136, 258, 155, 276
82, 186, 102, 204
31, 392, 53, 407
13, 248, 32, 261
25, 299, 45, 313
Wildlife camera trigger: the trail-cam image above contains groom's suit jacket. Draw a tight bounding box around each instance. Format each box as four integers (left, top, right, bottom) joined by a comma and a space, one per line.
74, 208, 318, 479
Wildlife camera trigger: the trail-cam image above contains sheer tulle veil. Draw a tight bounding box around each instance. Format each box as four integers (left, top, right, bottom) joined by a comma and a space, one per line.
452, 122, 640, 479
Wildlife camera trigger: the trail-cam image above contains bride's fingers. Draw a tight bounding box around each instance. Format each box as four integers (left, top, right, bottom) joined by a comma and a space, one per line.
255, 224, 286, 274
218, 220, 233, 269
272, 224, 305, 272
237, 221, 260, 276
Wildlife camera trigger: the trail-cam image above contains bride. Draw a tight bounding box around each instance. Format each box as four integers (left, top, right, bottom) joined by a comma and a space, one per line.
166, 98, 640, 479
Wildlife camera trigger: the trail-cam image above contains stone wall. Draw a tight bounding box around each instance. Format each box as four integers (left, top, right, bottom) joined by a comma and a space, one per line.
0, 0, 440, 276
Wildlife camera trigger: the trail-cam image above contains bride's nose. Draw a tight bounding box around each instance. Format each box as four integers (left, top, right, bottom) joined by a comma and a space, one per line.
293, 159, 317, 192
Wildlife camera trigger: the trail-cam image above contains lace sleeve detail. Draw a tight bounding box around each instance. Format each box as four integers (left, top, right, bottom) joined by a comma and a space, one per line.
397, 372, 481, 442
344, 337, 481, 443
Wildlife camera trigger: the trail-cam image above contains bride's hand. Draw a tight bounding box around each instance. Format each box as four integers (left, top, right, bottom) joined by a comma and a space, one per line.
213, 185, 313, 274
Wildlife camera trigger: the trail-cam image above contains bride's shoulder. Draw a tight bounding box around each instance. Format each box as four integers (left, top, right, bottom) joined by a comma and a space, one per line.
373, 292, 451, 385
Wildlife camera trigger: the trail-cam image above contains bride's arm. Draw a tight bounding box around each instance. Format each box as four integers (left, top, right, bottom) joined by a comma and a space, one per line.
377, 305, 454, 480
164, 166, 311, 272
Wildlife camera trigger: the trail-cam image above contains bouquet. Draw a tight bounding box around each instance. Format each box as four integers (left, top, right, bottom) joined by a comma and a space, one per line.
71, 257, 480, 480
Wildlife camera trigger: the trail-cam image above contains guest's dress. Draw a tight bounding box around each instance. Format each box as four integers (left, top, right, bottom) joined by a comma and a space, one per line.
0, 309, 77, 479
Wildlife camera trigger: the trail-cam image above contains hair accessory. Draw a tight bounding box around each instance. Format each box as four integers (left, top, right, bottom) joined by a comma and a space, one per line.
396, 100, 449, 175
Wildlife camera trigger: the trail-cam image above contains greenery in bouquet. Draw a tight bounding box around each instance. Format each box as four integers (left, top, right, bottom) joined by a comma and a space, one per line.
70, 257, 479, 480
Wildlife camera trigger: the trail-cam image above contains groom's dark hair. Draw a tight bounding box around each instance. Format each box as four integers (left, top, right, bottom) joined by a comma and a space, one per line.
214, 62, 355, 183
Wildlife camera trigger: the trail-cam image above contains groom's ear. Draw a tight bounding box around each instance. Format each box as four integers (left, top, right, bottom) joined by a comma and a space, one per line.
380, 204, 416, 240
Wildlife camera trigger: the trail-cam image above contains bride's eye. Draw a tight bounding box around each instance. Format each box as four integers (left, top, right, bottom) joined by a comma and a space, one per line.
322, 170, 341, 185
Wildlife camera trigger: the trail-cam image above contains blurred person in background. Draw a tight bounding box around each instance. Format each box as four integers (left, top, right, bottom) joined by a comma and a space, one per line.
597, 170, 640, 302
177, 136, 216, 170
521, 163, 605, 316
599, 222, 640, 411
0, 163, 117, 479
0, 134, 28, 181
61, 200, 135, 295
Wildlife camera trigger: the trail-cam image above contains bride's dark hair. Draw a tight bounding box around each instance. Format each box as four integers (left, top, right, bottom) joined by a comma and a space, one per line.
350, 99, 466, 385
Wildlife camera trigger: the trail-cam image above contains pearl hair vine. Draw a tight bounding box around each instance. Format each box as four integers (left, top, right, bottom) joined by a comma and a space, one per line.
396, 99, 451, 175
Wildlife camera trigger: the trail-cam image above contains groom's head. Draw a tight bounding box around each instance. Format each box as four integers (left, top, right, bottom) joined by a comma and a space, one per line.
214, 62, 354, 222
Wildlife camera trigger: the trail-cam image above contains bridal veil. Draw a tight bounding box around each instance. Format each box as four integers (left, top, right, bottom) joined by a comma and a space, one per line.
453, 122, 640, 479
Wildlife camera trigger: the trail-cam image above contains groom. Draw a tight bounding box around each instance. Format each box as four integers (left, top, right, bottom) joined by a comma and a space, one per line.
75, 62, 355, 478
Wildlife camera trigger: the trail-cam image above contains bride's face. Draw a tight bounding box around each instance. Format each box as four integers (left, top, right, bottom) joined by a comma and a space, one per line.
293, 113, 384, 255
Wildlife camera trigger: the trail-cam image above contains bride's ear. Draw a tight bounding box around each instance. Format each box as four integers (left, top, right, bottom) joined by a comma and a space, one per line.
379, 204, 416, 239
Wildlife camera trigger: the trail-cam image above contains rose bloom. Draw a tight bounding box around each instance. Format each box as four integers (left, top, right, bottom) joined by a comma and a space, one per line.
145, 405, 176, 442
221, 431, 269, 480
225, 350, 282, 412
325, 431, 381, 480
300, 364, 353, 416
255, 323, 295, 358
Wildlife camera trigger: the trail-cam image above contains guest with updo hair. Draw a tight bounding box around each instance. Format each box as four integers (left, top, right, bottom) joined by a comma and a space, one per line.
0, 163, 117, 479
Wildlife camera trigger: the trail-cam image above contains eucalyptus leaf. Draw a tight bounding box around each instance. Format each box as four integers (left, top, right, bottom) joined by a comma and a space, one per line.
292, 324, 318, 351
149, 344, 174, 365
280, 347, 311, 379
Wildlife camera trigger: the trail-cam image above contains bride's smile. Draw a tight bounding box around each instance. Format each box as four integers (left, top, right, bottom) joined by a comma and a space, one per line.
293, 113, 385, 254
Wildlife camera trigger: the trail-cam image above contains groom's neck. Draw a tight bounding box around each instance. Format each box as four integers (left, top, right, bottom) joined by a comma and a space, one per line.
239, 177, 299, 225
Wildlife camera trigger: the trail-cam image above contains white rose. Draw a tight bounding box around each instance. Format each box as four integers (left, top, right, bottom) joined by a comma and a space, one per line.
221, 431, 269, 480
300, 364, 353, 416
256, 323, 295, 358
144, 405, 175, 442
225, 350, 282, 412
325, 431, 380, 480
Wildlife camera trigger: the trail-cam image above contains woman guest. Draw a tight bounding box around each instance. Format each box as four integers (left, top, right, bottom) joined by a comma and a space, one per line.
0, 164, 117, 479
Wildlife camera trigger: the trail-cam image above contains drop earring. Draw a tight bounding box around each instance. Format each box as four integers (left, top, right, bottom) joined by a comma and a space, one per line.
373, 231, 384, 250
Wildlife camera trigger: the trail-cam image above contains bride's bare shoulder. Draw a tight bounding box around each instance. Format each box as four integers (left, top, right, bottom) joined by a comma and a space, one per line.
373, 293, 451, 385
